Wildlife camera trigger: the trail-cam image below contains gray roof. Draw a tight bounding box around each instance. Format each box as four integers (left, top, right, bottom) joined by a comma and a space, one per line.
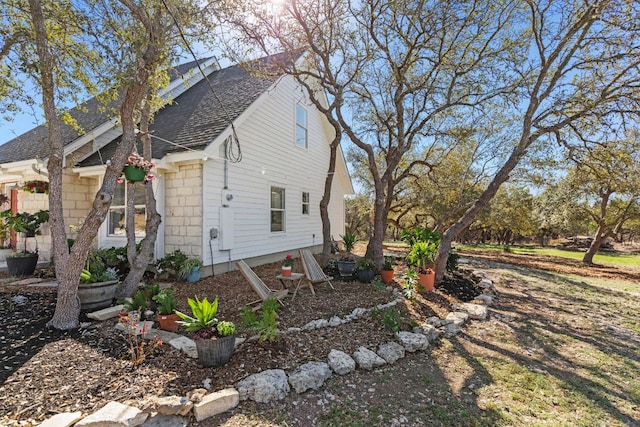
0, 53, 290, 166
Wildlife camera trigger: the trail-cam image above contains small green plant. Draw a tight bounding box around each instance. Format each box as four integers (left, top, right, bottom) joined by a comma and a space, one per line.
340, 231, 358, 253
241, 298, 280, 342
156, 249, 188, 274
371, 277, 386, 291
177, 258, 203, 281
152, 289, 177, 315
175, 296, 219, 332
373, 307, 401, 333
123, 290, 148, 312
357, 257, 375, 270
408, 241, 438, 273
446, 248, 460, 272
216, 320, 237, 337
143, 283, 160, 300
400, 269, 420, 302
382, 257, 394, 271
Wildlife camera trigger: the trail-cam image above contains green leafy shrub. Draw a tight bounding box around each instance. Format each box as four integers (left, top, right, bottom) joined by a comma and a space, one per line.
241, 298, 280, 342
153, 289, 177, 315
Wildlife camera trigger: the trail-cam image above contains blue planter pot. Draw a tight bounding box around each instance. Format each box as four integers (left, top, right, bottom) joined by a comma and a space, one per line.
187, 266, 201, 283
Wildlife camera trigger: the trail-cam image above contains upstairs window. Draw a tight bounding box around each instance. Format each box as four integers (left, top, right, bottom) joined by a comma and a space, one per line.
108, 182, 146, 236
302, 191, 310, 215
295, 104, 308, 148
271, 186, 285, 232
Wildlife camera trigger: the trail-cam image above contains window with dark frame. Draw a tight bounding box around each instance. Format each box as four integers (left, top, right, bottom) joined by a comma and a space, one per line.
271, 186, 285, 232
302, 191, 310, 215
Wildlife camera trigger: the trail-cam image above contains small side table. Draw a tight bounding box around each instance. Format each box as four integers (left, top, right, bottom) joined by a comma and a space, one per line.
276, 273, 310, 300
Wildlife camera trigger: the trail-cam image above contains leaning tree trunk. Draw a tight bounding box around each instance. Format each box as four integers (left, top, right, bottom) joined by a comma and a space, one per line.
583, 221, 609, 265
319, 135, 341, 266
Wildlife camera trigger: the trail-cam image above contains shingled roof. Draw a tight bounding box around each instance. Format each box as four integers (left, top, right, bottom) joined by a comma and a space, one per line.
0, 59, 207, 165
1, 52, 293, 167
79, 53, 290, 167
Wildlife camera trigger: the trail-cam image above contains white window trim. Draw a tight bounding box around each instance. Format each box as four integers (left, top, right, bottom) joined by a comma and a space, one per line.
302, 191, 310, 216
270, 185, 286, 233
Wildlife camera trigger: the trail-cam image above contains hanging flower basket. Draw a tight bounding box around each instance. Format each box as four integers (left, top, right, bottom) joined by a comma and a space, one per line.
123, 166, 146, 182
22, 180, 49, 194
119, 153, 155, 184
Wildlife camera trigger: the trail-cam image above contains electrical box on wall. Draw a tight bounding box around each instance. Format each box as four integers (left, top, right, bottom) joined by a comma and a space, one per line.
219, 207, 235, 250
221, 190, 233, 207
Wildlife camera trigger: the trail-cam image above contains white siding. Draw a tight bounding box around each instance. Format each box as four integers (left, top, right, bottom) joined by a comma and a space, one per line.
201, 76, 346, 265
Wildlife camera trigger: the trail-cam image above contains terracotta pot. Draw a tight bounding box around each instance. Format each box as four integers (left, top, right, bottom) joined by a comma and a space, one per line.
418, 270, 435, 292
157, 313, 180, 332
380, 269, 394, 284
281, 266, 292, 276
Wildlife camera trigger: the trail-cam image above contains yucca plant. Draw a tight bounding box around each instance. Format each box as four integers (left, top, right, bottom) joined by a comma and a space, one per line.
175, 296, 219, 332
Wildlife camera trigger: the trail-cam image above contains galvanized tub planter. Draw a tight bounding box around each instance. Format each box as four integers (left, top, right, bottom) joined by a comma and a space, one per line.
77, 280, 119, 311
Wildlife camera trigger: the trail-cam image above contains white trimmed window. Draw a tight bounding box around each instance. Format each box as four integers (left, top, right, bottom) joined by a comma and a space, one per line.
270, 186, 285, 232
302, 191, 310, 215
295, 104, 308, 148
108, 182, 146, 236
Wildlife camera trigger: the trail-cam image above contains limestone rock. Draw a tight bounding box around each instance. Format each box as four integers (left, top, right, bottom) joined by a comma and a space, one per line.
412, 324, 441, 342
454, 303, 488, 320
445, 311, 469, 326
143, 328, 181, 343
425, 316, 442, 327
328, 316, 343, 327
139, 414, 188, 427
395, 331, 429, 352
39, 411, 83, 427
353, 346, 387, 370
187, 389, 208, 403
377, 342, 405, 364
169, 336, 197, 358
155, 396, 192, 416
236, 369, 290, 403
193, 388, 239, 421
303, 319, 329, 330
327, 349, 356, 375
87, 305, 125, 321
75, 401, 148, 427
288, 362, 333, 393
478, 278, 493, 289
474, 294, 494, 306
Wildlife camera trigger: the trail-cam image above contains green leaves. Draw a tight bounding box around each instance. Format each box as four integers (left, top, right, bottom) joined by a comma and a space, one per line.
175, 296, 219, 332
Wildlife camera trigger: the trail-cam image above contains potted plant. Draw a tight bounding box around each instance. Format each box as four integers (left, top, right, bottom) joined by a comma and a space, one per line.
2, 209, 49, 276
282, 253, 294, 276
0, 195, 12, 262
178, 257, 203, 282
176, 296, 237, 367
356, 257, 376, 283
77, 255, 120, 311
380, 256, 395, 284
22, 180, 49, 194
407, 241, 437, 292
153, 289, 180, 332
120, 153, 155, 184
337, 231, 357, 277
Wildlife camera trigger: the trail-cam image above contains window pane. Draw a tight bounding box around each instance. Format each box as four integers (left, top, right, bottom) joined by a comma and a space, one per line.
296, 125, 307, 148
108, 208, 126, 235
302, 192, 309, 203
302, 192, 309, 215
271, 211, 284, 232
271, 187, 284, 209
296, 104, 307, 127
134, 208, 146, 234
113, 183, 125, 206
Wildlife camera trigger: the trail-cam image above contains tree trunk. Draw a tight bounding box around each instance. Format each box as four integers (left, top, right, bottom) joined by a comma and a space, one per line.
583, 227, 607, 265
319, 134, 341, 266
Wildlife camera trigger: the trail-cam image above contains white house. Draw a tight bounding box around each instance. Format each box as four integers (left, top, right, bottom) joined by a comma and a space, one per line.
0, 53, 353, 274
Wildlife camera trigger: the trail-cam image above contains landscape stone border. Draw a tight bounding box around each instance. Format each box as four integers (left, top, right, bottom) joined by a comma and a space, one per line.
37, 270, 496, 426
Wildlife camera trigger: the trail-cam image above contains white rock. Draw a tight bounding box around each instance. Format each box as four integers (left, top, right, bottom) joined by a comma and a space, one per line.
395, 332, 429, 352
377, 342, 405, 364
155, 396, 193, 416
75, 401, 147, 427
445, 311, 469, 326
353, 346, 387, 370
143, 328, 180, 343
478, 278, 493, 289
328, 316, 343, 327
39, 411, 83, 427
472, 271, 488, 279
236, 369, 290, 403
288, 362, 333, 393
425, 316, 442, 327
454, 303, 488, 320
327, 349, 356, 375
193, 388, 239, 421
303, 319, 329, 330
87, 305, 126, 321
169, 336, 197, 358
412, 324, 441, 342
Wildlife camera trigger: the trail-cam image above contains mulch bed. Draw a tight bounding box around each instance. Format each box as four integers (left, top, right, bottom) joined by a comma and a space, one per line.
0, 253, 480, 425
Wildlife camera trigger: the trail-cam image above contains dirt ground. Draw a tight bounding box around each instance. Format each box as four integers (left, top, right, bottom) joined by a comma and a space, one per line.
1, 247, 639, 426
